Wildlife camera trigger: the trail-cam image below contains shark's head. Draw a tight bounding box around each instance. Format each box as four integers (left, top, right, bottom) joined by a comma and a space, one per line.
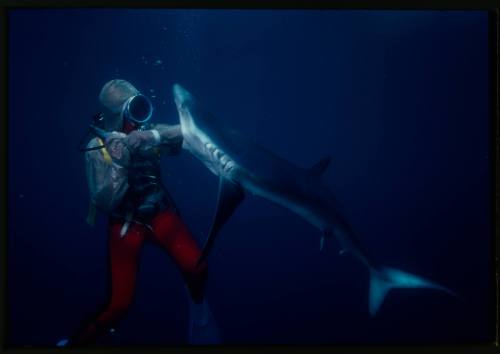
173, 83, 195, 124
173, 83, 193, 107
172, 83, 237, 178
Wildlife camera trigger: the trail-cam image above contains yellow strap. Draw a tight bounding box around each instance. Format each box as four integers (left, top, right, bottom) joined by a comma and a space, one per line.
96, 137, 112, 164
85, 138, 111, 226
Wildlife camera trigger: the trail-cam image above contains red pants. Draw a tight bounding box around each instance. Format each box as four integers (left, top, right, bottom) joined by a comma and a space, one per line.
71, 210, 208, 346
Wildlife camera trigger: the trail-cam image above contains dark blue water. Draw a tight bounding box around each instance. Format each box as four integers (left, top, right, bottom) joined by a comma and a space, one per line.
7, 9, 492, 346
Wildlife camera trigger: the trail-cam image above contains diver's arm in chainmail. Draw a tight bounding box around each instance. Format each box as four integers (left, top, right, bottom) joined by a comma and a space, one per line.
85, 137, 129, 213
102, 123, 183, 168
150, 123, 183, 155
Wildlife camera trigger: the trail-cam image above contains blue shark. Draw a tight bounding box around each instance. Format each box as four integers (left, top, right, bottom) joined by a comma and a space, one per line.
172, 84, 456, 315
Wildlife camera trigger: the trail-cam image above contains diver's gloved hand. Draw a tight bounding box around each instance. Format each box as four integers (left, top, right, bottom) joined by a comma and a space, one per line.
104, 132, 130, 166
125, 130, 159, 151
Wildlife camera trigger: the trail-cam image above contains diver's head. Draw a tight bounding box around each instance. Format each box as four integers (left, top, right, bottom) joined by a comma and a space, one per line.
99, 79, 153, 132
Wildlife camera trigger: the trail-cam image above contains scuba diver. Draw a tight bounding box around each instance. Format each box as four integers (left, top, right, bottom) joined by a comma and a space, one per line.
57, 79, 219, 347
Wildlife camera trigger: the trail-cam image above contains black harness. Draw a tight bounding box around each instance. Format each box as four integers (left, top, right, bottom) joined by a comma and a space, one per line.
115, 148, 178, 223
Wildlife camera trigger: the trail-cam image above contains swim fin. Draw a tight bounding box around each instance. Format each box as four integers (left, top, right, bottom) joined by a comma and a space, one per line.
187, 298, 221, 345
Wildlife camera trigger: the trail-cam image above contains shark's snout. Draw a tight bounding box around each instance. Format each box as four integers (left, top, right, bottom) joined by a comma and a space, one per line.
172, 84, 192, 108
172, 84, 195, 136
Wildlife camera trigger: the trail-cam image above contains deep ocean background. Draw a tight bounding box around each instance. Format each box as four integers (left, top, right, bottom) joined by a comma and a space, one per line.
7, 9, 492, 346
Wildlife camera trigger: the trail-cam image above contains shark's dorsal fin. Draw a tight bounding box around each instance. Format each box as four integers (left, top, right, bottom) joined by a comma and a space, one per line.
197, 177, 245, 267
310, 156, 331, 176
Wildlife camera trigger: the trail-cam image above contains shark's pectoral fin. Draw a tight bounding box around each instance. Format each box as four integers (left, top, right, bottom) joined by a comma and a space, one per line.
309, 156, 331, 176
197, 177, 245, 266
320, 236, 325, 251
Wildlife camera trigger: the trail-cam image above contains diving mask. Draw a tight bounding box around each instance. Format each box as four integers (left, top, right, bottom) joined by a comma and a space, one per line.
122, 94, 154, 125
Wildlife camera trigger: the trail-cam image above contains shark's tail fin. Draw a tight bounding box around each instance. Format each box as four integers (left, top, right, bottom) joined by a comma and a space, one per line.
368, 266, 457, 316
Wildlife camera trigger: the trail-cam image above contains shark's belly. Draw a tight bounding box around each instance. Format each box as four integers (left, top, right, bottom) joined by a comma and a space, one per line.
240, 177, 328, 231
181, 120, 330, 232
182, 132, 238, 180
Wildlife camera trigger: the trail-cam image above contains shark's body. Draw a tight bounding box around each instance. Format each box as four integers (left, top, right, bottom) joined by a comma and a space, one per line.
173, 84, 455, 315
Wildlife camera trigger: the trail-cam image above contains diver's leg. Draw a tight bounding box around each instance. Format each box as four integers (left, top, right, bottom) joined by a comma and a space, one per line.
70, 221, 146, 346
149, 210, 220, 344
150, 210, 208, 301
